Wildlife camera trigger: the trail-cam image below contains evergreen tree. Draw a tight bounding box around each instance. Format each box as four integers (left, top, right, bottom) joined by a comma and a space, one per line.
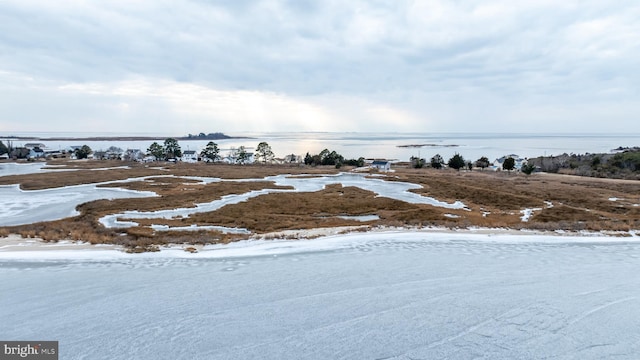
521, 163, 536, 175
147, 142, 165, 160
75, 145, 92, 159
164, 138, 182, 159
447, 153, 466, 171
430, 154, 444, 169
255, 142, 274, 164
200, 142, 220, 163
475, 156, 490, 170
235, 146, 251, 164
503, 157, 516, 172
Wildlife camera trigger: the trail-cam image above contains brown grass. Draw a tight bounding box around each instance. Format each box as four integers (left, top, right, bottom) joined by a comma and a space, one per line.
2, 160, 639, 250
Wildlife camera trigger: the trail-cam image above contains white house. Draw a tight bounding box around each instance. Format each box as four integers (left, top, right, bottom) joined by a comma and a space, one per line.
371, 160, 391, 172
24, 143, 46, 149
223, 152, 254, 164
493, 154, 527, 171
182, 150, 198, 163
27, 147, 45, 159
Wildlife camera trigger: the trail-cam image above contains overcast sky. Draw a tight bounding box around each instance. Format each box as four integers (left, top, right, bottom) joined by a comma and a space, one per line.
1, 1, 638, 135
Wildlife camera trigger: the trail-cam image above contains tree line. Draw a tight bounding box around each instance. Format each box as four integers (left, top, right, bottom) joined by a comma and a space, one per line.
412, 153, 535, 174
303, 149, 365, 168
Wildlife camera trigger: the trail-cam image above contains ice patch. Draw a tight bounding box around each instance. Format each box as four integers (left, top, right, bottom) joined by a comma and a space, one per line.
520, 208, 542, 222
2, 230, 640, 261
150, 224, 250, 234
99, 189, 287, 228
0, 184, 158, 226
0, 162, 49, 176
337, 215, 380, 222
266, 173, 467, 209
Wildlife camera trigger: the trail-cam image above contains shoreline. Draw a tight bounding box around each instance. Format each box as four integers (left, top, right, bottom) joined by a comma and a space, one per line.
1, 227, 638, 260
1, 135, 247, 142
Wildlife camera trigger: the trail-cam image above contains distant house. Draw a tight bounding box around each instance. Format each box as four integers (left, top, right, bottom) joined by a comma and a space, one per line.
0, 153, 9, 160
93, 150, 108, 160
371, 160, 391, 172
24, 143, 46, 149
493, 154, 527, 171
105, 147, 123, 160
27, 147, 45, 159
123, 149, 145, 162
44, 149, 63, 158
182, 150, 198, 163
223, 152, 254, 164
275, 154, 302, 164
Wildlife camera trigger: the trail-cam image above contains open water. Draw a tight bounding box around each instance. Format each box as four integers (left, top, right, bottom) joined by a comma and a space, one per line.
2, 132, 639, 163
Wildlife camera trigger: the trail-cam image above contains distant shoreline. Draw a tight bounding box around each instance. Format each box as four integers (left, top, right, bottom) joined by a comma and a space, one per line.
2, 134, 249, 142
397, 143, 460, 148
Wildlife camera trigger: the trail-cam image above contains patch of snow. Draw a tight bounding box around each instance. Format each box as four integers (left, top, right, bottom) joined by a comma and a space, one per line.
150, 224, 250, 234
609, 197, 621, 202
337, 215, 380, 222
520, 208, 542, 222
444, 214, 461, 219
90, 166, 131, 171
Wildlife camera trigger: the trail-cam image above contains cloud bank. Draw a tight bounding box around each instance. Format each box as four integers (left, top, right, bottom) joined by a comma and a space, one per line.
0, 1, 638, 134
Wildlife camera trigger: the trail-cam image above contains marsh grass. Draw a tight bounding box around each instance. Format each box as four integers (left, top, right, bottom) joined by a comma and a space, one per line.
2, 160, 638, 250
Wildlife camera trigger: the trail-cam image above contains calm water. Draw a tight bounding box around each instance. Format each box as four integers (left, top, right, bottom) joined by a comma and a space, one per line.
2, 132, 639, 162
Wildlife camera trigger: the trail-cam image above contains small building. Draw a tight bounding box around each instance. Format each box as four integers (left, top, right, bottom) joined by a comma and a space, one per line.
182, 150, 198, 163
493, 154, 527, 171
371, 160, 391, 172
283, 154, 302, 164
24, 143, 46, 149
123, 149, 145, 162
223, 152, 254, 164
28, 147, 45, 159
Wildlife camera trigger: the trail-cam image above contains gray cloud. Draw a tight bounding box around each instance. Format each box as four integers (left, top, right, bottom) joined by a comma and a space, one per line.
0, 0, 638, 134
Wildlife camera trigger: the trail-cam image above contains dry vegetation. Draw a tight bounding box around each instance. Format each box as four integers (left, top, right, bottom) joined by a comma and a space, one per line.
2, 159, 639, 251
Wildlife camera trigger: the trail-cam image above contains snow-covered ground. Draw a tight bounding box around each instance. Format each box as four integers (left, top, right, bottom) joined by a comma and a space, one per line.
1, 231, 640, 359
